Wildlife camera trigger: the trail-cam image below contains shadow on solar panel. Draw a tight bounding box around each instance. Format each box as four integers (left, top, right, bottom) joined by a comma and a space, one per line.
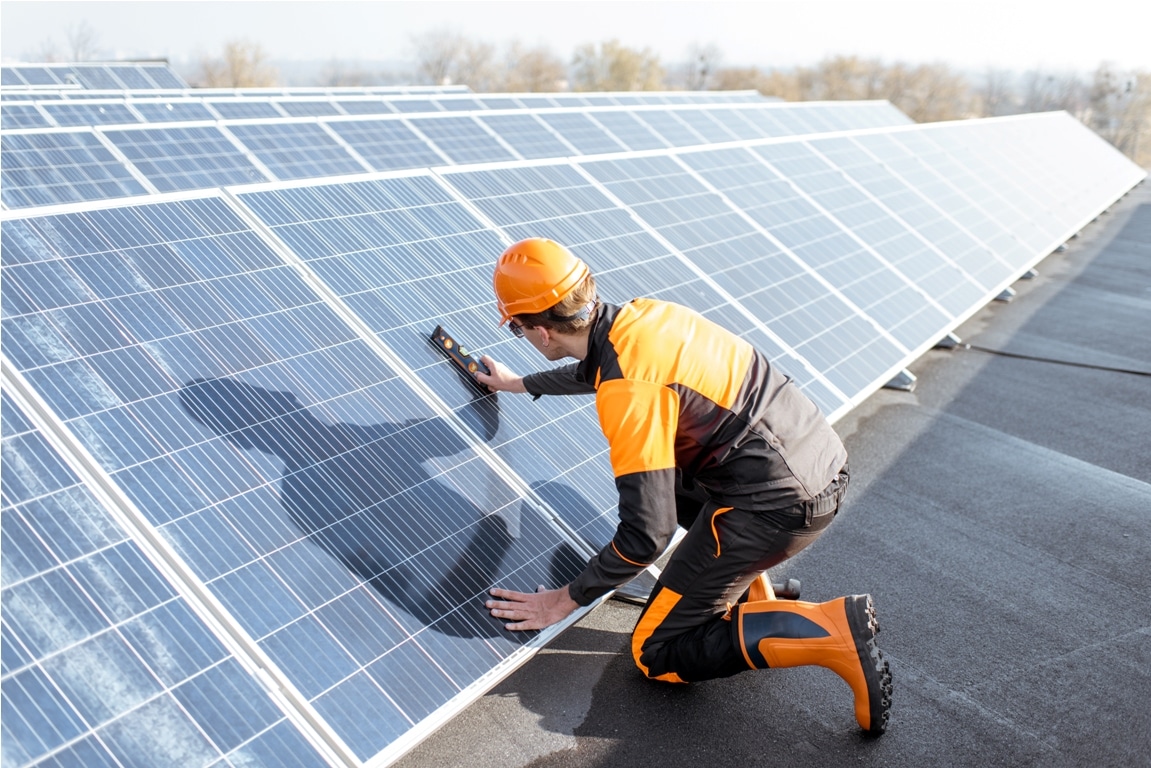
177, 375, 583, 639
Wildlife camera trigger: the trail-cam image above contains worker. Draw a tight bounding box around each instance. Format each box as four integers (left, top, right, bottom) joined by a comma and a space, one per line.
478, 238, 891, 735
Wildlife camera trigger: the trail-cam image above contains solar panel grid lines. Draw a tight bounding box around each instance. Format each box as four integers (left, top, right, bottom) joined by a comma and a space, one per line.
908, 125, 1062, 253
230, 168, 619, 556
403, 113, 522, 165
1, 191, 592, 766
0, 129, 157, 210
220, 172, 601, 551
752, 140, 984, 322
223, 120, 370, 181
475, 113, 581, 160
579, 146, 903, 409
98, 123, 273, 194
796, 135, 994, 306
805, 133, 1016, 294
0, 375, 340, 768
1, 102, 55, 130
564, 155, 850, 413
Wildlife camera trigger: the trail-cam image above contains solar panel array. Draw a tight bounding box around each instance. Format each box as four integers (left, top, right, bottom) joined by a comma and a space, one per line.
1, 63, 189, 91
3, 104, 1144, 766
1, 100, 911, 209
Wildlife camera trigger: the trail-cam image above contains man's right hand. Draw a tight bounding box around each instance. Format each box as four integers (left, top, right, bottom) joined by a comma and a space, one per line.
476, 356, 527, 393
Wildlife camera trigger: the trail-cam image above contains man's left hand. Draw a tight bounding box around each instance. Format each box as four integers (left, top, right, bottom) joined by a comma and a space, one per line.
487, 585, 578, 631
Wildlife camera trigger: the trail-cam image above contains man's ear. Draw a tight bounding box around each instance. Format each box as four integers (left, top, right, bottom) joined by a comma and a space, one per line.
536, 325, 551, 347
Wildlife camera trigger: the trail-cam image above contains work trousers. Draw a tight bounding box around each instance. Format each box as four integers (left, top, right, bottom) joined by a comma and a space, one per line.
631, 467, 849, 683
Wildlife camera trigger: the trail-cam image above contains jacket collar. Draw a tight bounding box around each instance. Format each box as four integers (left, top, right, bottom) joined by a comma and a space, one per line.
575, 301, 620, 387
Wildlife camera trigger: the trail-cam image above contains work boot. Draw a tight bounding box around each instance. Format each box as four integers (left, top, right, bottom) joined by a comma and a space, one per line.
737, 594, 891, 735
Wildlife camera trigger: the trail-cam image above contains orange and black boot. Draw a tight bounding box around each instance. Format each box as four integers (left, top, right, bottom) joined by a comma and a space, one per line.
736, 594, 892, 735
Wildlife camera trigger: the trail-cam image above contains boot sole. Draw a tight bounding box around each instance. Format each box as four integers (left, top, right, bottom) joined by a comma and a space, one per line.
845, 594, 892, 736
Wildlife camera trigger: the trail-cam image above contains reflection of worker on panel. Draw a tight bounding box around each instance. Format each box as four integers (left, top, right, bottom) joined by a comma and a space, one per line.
179, 376, 510, 638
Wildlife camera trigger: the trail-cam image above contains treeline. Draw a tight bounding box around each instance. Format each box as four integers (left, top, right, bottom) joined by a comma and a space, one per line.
192, 35, 1150, 167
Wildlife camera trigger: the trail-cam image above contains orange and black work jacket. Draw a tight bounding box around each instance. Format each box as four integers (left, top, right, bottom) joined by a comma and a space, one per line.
522, 299, 848, 606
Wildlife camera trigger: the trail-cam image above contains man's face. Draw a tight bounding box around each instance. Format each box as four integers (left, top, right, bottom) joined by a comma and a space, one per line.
510, 319, 568, 362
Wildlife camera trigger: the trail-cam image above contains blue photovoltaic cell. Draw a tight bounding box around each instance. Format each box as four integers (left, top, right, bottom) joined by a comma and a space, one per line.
670, 109, 741, 143
0, 197, 583, 764
679, 145, 939, 351
334, 100, 396, 115
277, 101, 343, 118
579, 153, 887, 402
390, 99, 440, 113
143, 68, 190, 89
435, 98, 486, 112
102, 125, 269, 192
0, 388, 330, 768
1, 132, 148, 209
108, 67, 154, 90
536, 113, 626, 155
70, 67, 123, 91
479, 98, 520, 110
754, 141, 985, 318
633, 110, 706, 147
850, 131, 1035, 270
807, 135, 1013, 291
130, 101, 217, 123
893, 129, 1051, 256
587, 111, 669, 151
1, 104, 52, 130
406, 116, 517, 164
208, 101, 284, 119
226, 122, 366, 180
41, 102, 140, 127
478, 114, 574, 159
326, 119, 446, 171
701, 108, 770, 140
237, 174, 620, 552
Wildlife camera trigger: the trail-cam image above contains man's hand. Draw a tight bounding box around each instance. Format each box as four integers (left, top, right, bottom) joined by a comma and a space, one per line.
475, 355, 527, 394
487, 585, 579, 631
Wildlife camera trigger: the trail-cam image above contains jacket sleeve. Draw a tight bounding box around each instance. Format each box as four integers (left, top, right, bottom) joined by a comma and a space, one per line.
523, 363, 597, 397
567, 378, 680, 605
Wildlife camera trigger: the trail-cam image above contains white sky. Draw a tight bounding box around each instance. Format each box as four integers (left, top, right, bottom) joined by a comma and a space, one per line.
2, 0, 1149, 75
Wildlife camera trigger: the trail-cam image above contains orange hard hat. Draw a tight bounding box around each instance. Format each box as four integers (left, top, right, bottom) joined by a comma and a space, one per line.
493, 238, 590, 324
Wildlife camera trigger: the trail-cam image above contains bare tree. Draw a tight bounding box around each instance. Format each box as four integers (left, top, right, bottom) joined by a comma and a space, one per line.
198, 40, 278, 87
66, 21, 101, 61
455, 39, 499, 91
410, 27, 465, 85
319, 59, 376, 87
979, 68, 1017, 116
681, 42, 723, 91
502, 42, 567, 92
571, 39, 664, 91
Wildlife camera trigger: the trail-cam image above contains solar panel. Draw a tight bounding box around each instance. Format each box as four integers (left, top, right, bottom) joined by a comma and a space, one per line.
476, 114, 576, 159
536, 112, 626, 155
1, 131, 150, 209
0, 386, 332, 767
586, 111, 669, 151
325, 119, 448, 171
224, 123, 368, 179
1, 195, 590, 766
2, 107, 1146, 768
1, 104, 52, 130
128, 101, 216, 123
101, 125, 270, 192
405, 116, 518, 164
40, 102, 141, 127
235, 173, 622, 554
577, 153, 893, 401
748, 140, 985, 318
207, 101, 285, 120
